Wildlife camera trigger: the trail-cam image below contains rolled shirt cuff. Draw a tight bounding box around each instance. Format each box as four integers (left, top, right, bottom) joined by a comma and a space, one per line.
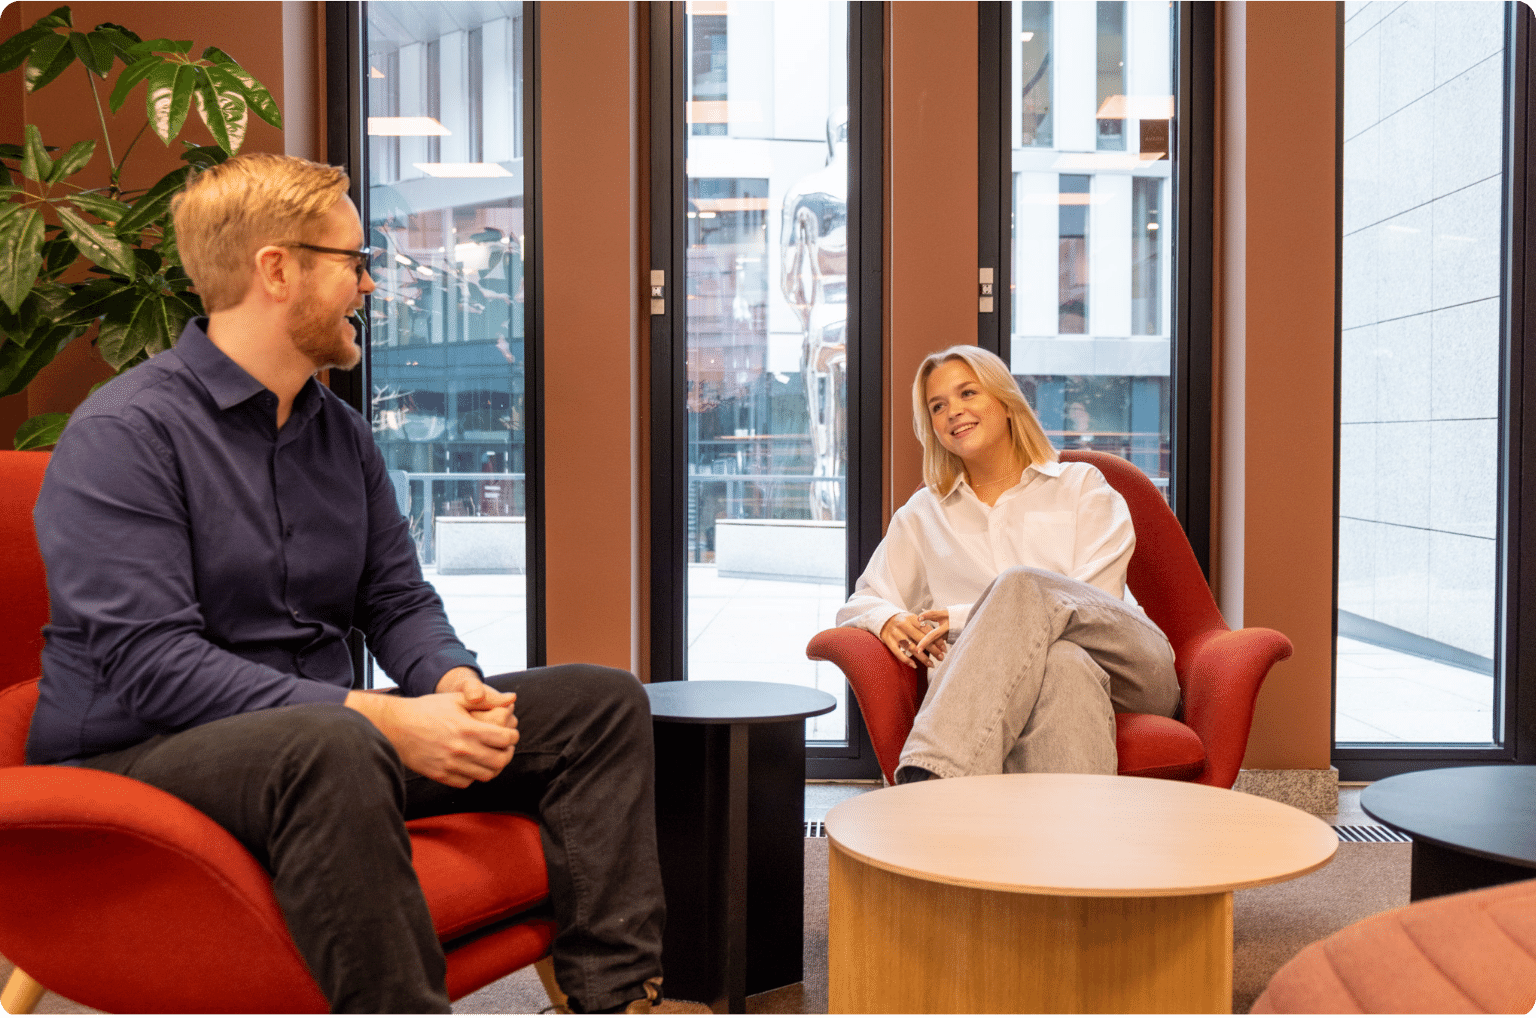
401, 646, 483, 697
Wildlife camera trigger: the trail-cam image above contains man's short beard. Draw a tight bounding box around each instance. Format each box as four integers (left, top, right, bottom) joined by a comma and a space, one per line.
288, 294, 361, 371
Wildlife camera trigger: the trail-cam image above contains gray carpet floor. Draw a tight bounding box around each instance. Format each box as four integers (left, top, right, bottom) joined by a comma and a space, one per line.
0, 836, 1411, 1015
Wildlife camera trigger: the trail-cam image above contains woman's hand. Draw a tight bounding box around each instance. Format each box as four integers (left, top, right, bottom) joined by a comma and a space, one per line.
915, 609, 950, 661
879, 612, 947, 670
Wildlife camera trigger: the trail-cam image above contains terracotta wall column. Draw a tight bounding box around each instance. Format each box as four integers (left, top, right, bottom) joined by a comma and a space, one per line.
1230, 2, 1337, 770
886, 2, 978, 513
539, 2, 642, 672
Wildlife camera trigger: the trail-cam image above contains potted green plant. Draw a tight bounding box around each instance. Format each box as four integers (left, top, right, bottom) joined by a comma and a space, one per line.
0, 5, 282, 449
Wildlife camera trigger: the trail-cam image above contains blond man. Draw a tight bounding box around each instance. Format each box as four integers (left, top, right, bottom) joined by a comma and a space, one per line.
30, 154, 664, 1013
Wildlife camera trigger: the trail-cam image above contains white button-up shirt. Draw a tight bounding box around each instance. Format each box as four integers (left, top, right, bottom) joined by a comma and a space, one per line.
836, 459, 1138, 642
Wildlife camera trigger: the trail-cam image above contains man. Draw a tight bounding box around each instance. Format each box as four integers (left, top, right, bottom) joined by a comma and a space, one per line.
29, 153, 665, 1013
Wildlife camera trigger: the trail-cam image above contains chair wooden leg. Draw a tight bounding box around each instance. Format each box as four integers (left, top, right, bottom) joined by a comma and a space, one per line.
534, 955, 570, 1013
1, 968, 46, 1014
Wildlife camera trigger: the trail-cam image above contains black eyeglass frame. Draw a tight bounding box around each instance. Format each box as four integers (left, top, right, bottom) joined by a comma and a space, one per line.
279, 242, 381, 281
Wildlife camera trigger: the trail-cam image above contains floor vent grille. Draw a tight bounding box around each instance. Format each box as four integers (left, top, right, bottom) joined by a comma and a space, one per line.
804, 820, 826, 838
1334, 824, 1411, 843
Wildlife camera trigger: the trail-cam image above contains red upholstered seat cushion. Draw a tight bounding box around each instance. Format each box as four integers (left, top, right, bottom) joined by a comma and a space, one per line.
1113, 712, 1206, 781
409, 812, 549, 942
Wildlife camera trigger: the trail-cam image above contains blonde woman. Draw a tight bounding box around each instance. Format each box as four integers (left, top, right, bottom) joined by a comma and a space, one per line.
836, 345, 1180, 781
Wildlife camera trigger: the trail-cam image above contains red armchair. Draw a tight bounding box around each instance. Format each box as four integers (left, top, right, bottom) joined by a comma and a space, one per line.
0, 450, 561, 1013
807, 449, 1292, 788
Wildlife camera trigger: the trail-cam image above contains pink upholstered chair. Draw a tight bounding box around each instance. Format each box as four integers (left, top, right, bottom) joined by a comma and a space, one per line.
0, 450, 561, 1013
1253, 877, 1536, 1013
806, 449, 1292, 788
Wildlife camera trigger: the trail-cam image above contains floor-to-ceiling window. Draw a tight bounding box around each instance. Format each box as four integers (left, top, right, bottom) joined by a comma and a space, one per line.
332, 2, 537, 683
650, 2, 883, 777
1334, 1, 1534, 773
980, 1, 1213, 560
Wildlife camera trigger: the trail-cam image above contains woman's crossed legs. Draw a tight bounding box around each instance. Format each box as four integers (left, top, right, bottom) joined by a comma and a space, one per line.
898, 567, 1179, 780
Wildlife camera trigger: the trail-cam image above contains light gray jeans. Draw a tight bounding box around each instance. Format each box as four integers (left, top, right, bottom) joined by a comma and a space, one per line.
898, 567, 1180, 779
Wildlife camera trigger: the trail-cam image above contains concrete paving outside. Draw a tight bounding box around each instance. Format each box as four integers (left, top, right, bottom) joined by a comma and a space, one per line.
406, 568, 1496, 749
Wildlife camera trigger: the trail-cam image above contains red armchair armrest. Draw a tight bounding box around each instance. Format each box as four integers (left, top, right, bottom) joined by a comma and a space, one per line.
807, 628, 923, 786
1178, 626, 1293, 787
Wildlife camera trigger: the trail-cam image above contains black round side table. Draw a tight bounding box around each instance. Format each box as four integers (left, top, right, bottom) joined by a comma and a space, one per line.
1361, 765, 1536, 901
645, 680, 835, 1014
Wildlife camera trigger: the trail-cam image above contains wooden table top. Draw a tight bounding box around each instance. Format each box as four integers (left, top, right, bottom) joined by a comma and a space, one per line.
825, 773, 1338, 898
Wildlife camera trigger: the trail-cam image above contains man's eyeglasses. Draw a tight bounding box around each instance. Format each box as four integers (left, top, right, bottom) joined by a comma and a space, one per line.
281, 243, 380, 283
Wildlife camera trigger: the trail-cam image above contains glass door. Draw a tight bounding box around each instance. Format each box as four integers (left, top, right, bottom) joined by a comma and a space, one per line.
360, 1, 534, 681
1005, 2, 1177, 489
650, 1, 883, 776
1334, 2, 1514, 763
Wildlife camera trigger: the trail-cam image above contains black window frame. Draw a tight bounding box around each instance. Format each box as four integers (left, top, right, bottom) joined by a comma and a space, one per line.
647, 1, 885, 780
1332, 1, 1536, 779
325, 0, 546, 683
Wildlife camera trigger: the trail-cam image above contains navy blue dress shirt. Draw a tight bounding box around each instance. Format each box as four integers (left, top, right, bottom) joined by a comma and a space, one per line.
28, 319, 480, 765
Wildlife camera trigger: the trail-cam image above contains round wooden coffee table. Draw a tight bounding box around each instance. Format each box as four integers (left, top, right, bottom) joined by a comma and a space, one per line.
825, 774, 1338, 1014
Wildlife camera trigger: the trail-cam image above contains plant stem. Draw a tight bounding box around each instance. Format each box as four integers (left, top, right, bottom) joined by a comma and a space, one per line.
85, 68, 118, 191
115, 122, 150, 189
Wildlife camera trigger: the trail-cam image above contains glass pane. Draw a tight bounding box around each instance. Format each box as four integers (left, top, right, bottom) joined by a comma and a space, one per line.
1335, 2, 1505, 745
365, 1, 529, 683
684, 0, 851, 744
1009, 0, 1174, 492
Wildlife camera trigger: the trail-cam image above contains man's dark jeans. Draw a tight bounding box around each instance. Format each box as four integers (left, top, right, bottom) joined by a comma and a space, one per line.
76, 664, 665, 1013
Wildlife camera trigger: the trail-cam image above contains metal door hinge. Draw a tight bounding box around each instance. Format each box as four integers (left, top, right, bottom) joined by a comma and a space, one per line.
649, 270, 665, 315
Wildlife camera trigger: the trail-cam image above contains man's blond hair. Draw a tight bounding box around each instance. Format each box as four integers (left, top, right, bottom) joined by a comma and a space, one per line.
171, 153, 351, 312
910, 344, 1058, 494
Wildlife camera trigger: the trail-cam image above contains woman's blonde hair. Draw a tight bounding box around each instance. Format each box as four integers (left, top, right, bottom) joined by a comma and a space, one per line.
171, 153, 351, 312
911, 344, 1057, 493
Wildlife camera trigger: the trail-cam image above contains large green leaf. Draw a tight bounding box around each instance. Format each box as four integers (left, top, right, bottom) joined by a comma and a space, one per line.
108, 54, 159, 112
179, 144, 227, 169
0, 334, 62, 399
195, 64, 250, 154
146, 62, 196, 144
64, 190, 131, 225
147, 292, 196, 356
92, 22, 143, 62
45, 139, 94, 184
67, 30, 111, 76
38, 234, 78, 280
23, 31, 73, 92
0, 206, 45, 314
19, 125, 52, 183
125, 37, 192, 58
55, 276, 133, 326
0, 26, 55, 74
113, 165, 189, 235
209, 57, 282, 130
130, 247, 163, 276
14, 412, 69, 451
56, 205, 136, 278
98, 289, 180, 369
35, 7, 72, 30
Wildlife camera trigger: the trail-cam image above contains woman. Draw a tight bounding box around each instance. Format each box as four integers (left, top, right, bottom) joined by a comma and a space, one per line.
836, 345, 1180, 781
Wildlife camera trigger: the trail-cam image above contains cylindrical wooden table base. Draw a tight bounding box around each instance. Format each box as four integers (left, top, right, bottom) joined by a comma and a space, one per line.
829, 842, 1234, 1014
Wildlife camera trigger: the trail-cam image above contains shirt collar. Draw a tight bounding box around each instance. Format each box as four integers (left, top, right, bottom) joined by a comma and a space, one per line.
173, 318, 269, 411
939, 457, 1065, 502
173, 317, 327, 423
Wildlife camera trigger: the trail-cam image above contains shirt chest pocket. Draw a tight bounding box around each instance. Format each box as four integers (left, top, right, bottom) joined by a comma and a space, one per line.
1010, 510, 1079, 575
